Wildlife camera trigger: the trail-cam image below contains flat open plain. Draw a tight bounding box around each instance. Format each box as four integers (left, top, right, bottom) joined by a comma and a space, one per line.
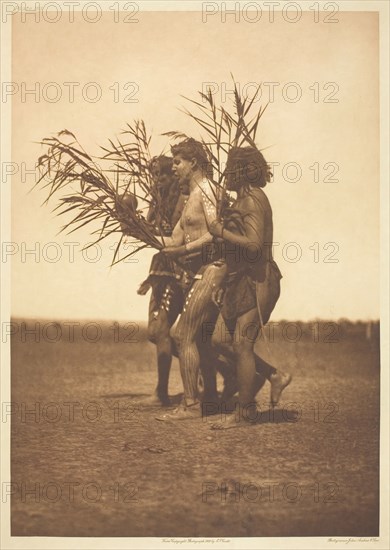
10, 320, 380, 537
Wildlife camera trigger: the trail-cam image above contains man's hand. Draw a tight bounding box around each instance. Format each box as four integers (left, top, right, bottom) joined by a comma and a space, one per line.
212, 287, 225, 308
209, 219, 224, 238
162, 245, 187, 259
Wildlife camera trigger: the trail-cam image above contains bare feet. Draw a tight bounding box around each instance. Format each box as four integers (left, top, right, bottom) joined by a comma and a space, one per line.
210, 403, 259, 430
155, 402, 200, 421
210, 411, 256, 430
210, 414, 240, 430
270, 371, 292, 407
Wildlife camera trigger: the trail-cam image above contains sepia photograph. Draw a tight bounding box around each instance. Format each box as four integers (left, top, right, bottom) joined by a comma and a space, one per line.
1, 1, 389, 548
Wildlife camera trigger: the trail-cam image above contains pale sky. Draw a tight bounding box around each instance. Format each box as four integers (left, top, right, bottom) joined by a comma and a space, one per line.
10, 7, 380, 321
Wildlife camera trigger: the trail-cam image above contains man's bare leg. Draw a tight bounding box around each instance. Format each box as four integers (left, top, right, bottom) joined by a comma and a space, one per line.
212, 313, 269, 402
211, 308, 259, 429
151, 325, 173, 406
198, 334, 219, 406
235, 307, 259, 408
211, 310, 291, 429
176, 265, 226, 405
156, 263, 226, 420
141, 284, 181, 406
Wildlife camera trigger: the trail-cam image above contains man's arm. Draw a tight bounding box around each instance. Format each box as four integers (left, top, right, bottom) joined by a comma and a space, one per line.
210, 195, 265, 254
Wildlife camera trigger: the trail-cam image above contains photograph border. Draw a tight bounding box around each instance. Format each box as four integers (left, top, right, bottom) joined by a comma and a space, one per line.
1, 1, 389, 549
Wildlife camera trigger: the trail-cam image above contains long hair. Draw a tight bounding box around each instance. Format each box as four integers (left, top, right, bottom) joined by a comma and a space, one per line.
226, 146, 272, 190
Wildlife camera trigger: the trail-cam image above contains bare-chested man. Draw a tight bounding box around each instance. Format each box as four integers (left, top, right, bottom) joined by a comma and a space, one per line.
136, 156, 187, 405
155, 140, 291, 422
123, 153, 241, 409
155, 138, 228, 420
209, 146, 292, 429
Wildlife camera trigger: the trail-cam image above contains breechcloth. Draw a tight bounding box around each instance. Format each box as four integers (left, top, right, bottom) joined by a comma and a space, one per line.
221, 259, 283, 335
145, 253, 184, 323
149, 278, 184, 326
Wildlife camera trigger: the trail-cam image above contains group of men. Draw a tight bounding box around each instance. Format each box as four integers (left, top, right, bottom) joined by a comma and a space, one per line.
128, 138, 291, 429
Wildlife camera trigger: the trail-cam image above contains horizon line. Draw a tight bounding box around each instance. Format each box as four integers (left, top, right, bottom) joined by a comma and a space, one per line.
8, 316, 381, 324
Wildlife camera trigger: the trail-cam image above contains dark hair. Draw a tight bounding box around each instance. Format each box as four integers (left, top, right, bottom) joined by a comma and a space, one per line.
226, 146, 272, 188
149, 155, 173, 176
148, 155, 180, 223
171, 138, 211, 175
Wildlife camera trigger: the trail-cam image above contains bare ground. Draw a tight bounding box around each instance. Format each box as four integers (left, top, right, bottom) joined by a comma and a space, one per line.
10, 322, 380, 537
